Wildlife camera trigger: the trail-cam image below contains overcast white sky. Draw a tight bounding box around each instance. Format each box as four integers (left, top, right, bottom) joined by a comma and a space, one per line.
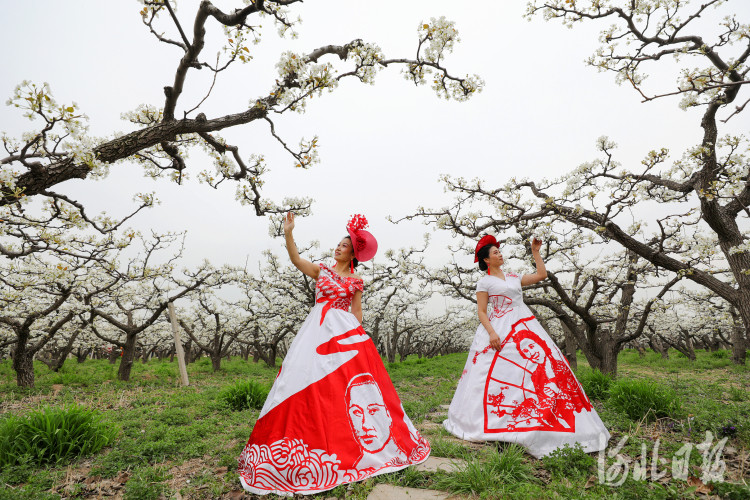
1, 0, 748, 275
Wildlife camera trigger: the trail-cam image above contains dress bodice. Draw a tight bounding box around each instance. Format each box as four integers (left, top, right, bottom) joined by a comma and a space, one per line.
475, 273, 524, 321
315, 264, 364, 322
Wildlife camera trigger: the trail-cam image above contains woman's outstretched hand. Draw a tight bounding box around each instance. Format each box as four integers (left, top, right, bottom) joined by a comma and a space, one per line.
284, 212, 295, 234
531, 237, 543, 254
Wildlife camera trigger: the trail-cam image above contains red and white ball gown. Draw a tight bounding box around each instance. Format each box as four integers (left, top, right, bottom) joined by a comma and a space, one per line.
443, 273, 610, 458
238, 263, 430, 496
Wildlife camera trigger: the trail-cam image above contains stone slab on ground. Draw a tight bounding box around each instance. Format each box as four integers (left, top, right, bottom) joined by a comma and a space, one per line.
418, 420, 443, 429
415, 456, 466, 473
367, 484, 452, 500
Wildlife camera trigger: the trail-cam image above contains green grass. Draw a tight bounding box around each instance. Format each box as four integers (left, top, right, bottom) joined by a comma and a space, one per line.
429, 435, 476, 459
219, 378, 270, 411
123, 466, 171, 500
432, 443, 536, 497
608, 378, 682, 422
542, 442, 595, 478
0, 350, 749, 499
575, 366, 614, 400
0, 404, 117, 467
728, 384, 746, 402
617, 348, 739, 373
388, 354, 465, 423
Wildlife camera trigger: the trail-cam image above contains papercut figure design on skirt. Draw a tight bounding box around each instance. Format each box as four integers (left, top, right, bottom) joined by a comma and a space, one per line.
346, 373, 408, 471
483, 317, 592, 434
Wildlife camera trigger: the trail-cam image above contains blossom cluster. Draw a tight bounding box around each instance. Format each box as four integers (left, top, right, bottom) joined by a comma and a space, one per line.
274, 52, 339, 113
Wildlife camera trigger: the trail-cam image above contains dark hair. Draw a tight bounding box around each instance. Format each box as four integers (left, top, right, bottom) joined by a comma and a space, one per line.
342, 236, 360, 269
476, 244, 496, 271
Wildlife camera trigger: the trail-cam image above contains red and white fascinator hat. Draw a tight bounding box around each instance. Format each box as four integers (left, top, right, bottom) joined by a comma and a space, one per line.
474, 234, 499, 263
347, 214, 378, 263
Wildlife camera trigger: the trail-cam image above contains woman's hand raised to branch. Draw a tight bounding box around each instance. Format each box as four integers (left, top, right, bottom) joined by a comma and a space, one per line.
283, 211, 295, 234
283, 211, 319, 280
521, 238, 548, 287
531, 237, 543, 254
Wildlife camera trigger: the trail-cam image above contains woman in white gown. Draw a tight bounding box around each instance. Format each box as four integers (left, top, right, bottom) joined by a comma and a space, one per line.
443, 235, 610, 458
238, 213, 429, 496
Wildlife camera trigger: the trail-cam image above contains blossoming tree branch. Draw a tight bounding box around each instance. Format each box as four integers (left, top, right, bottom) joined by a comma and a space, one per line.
399, 0, 750, 365
0, 0, 482, 258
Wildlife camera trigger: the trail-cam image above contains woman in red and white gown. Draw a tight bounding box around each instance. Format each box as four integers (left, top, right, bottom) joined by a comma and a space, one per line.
443, 235, 609, 458
238, 213, 430, 496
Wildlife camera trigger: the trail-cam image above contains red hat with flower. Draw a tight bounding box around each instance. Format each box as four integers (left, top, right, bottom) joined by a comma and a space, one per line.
474, 234, 499, 263
347, 214, 378, 262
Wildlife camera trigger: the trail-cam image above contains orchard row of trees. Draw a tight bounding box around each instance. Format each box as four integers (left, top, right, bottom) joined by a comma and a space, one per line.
0, 233, 474, 388
0, 220, 744, 389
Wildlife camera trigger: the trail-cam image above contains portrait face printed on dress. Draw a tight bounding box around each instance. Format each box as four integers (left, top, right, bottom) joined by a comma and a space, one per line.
518, 337, 545, 365
346, 375, 392, 454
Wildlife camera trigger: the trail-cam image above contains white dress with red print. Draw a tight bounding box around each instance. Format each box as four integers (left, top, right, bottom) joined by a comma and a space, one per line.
238, 263, 430, 496
443, 273, 610, 458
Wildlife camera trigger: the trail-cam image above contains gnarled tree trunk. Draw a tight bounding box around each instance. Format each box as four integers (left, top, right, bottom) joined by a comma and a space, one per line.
13, 350, 35, 388
118, 332, 138, 382
730, 306, 747, 365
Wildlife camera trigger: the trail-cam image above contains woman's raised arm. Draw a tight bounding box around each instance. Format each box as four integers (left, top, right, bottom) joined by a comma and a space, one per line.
284, 212, 320, 280
520, 238, 548, 287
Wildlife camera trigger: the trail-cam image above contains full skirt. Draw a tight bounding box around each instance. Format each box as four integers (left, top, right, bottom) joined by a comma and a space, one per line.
238, 304, 430, 496
444, 310, 610, 458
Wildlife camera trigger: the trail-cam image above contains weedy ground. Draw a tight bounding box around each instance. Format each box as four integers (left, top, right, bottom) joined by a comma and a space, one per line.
0, 349, 748, 499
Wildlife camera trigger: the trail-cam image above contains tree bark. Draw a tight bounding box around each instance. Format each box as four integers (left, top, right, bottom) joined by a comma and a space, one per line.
578, 327, 619, 376
118, 333, 138, 382
560, 322, 578, 370
76, 347, 90, 363
13, 351, 35, 388
211, 353, 222, 372
682, 331, 696, 361
648, 335, 670, 359
597, 346, 619, 376
661, 330, 696, 361
265, 345, 277, 368
184, 339, 192, 365
730, 306, 747, 365
47, 327, 83, 372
